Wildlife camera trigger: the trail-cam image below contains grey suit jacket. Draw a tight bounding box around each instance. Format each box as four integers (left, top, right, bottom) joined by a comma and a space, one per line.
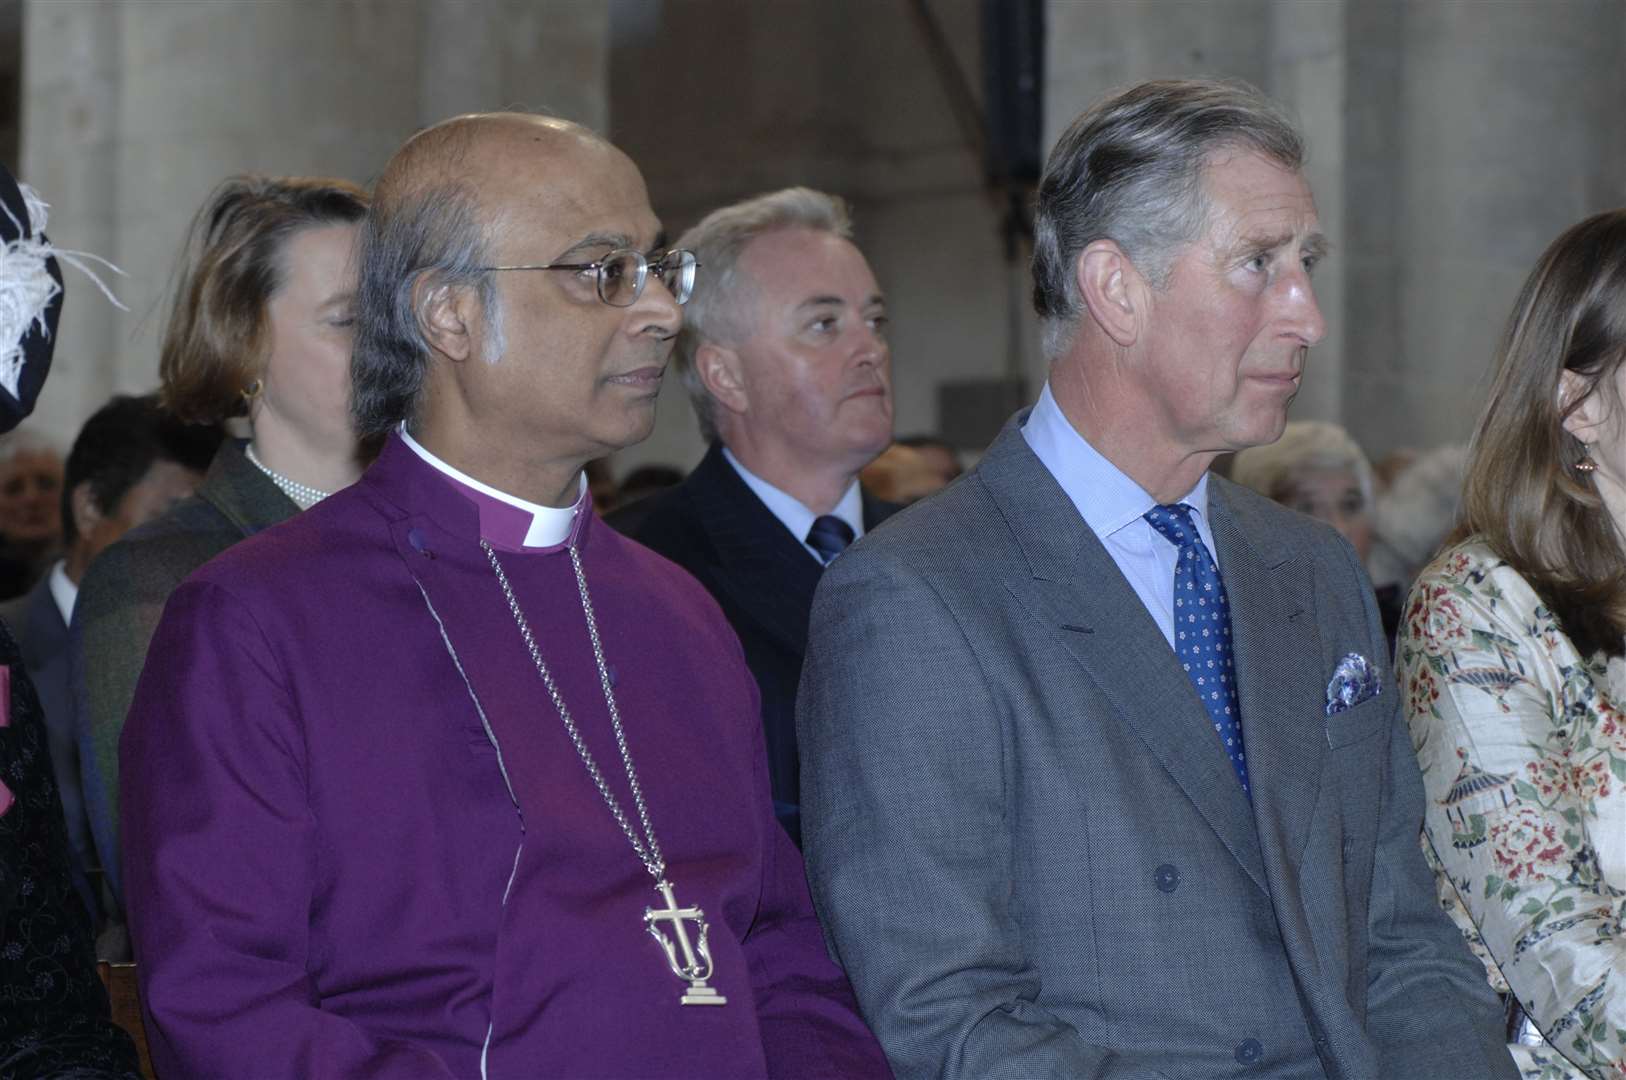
797, 417, 1515, 1080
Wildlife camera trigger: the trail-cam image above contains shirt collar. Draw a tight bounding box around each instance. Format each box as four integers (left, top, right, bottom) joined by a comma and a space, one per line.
47, 559, 75, 625
721, 446, 864, 548
399, 424, 585, 549
1022, 380, 1209, 539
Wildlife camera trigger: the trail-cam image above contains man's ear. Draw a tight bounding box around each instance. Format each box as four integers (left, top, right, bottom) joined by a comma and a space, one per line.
695, 342, 748, 417
69, 482, 101, 540
414, 277, 482, 363
1076, 239, 1142, 348
1559, 369, 1609, 443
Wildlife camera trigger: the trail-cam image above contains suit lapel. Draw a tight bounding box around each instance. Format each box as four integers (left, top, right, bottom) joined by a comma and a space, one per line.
980, 421, 1268, 891
686, 446, 822, 656
1209, 478, 1325, 878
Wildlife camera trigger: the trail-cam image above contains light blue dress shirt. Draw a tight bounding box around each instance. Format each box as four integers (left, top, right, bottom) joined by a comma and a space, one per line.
1021, 381, 1219, 649
723, 447, 866, 564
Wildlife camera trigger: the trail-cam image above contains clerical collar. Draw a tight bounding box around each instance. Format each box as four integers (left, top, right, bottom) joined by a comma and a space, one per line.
398, 424, 585, 549
721, 447, 864, 562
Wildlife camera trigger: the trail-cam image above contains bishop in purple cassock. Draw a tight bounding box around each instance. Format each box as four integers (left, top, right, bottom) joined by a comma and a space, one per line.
119, 113, 890, 1079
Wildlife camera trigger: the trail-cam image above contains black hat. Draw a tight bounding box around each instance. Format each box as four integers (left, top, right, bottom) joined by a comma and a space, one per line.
0, 162, 62, 433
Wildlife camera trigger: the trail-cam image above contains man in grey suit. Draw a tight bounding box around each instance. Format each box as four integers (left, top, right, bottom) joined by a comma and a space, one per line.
797, 79, 1517, 1079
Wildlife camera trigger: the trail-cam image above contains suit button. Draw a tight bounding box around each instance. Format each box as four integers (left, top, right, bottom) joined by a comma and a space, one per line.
1234, 1038, 1263, 1065
1153, 864, 1180, 893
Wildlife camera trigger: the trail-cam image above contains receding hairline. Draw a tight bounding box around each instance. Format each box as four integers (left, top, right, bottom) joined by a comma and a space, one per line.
377, 113, 620, 204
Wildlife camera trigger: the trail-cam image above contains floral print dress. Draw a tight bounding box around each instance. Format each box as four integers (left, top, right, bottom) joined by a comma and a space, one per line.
1399, 538, 1626, 1080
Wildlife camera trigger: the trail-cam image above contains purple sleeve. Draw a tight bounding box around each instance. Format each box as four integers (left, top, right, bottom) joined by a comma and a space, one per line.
731, 648, 894, 1079
120, 580, 456, 1079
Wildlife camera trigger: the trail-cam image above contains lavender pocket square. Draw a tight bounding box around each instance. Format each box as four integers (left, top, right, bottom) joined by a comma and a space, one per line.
1326, 652, 1380, 716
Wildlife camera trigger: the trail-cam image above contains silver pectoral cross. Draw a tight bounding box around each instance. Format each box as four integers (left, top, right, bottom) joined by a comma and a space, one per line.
644, 879, 727, 1006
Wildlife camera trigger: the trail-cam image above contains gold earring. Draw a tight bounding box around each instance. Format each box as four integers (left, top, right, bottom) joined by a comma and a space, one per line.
240, 379, 262, 402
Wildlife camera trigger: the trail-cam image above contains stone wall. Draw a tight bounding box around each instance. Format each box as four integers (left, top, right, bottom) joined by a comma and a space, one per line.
1045, 0, 1626, 459
13, 0, 1625, 469
19, 0, 608, 444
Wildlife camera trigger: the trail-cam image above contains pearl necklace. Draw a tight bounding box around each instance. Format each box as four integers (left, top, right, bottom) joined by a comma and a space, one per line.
244, 444, 331, 510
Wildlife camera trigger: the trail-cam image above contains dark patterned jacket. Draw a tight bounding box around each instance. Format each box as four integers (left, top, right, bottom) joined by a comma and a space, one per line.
0, 614, 139, 1078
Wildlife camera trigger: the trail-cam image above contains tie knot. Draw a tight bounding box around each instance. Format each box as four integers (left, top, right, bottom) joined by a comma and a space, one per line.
1144, 503, 1199, 548
806, 514, 855, 564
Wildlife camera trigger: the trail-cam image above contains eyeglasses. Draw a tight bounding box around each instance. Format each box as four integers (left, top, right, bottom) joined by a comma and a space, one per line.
477, 248, 699, 307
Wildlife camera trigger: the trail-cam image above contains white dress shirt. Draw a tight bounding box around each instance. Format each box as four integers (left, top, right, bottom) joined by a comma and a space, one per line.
47, 558, 76, 626
1021, 381, 1219, 649
722, 447, 865, 564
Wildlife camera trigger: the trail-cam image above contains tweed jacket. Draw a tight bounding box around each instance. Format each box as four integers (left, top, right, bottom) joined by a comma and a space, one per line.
72, 440, 296, 904
797, 416, 1517, 1080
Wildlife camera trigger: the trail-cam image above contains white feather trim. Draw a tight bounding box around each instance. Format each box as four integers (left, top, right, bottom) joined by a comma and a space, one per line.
0, 183, 127, 400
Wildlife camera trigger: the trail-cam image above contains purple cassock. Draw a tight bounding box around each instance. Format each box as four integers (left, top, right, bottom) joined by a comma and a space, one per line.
120, 433, 890, 1079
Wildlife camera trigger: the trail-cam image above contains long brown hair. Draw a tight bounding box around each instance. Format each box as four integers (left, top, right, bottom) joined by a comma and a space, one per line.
1461, 208, 1626, 659
159, 175, 368, 423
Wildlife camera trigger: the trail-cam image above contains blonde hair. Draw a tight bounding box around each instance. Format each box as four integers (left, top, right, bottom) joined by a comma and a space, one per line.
160, 175, 368, 423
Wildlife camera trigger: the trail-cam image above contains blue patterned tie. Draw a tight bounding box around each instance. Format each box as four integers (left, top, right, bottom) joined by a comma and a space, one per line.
1143, 503, 1250, 799
806, 514, 855, 565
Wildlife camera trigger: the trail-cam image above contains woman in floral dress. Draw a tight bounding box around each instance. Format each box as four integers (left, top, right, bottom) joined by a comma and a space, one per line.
1399, 209, 1626, 1080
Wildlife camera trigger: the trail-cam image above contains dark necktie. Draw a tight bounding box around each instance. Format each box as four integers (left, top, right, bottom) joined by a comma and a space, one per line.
806, 515, 855, 565
1143, 503, 1250, 799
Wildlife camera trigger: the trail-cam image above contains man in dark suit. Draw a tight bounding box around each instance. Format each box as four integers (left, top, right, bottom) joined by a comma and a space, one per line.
797, 80, 1518, 1078
611, 187, 896, 847
0, 394, 218, 920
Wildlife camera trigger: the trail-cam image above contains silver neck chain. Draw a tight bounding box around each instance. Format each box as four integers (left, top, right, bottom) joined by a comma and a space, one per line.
482, 540, 666, 882
245, 443, 331, 510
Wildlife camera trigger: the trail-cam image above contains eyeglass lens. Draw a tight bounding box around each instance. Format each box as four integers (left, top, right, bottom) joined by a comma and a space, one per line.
597, 249, 697, 307
597, 251, 648, 307
659, 250, 697, 306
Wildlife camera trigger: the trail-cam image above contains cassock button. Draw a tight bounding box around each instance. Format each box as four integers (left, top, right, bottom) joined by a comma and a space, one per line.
407, 527, 433, 558
1153, 863, 1180, 893
1234, 1038, 1263, 1065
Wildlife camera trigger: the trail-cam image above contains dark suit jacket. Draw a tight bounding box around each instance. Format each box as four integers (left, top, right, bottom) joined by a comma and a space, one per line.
609, 443, 898, 846
797, 416, 1516, 1079
72, 440, 296, 906
0, 574, 97, 920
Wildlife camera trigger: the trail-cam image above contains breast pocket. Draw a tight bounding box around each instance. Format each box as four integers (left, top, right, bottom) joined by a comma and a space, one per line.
1324, 694, 1389, 749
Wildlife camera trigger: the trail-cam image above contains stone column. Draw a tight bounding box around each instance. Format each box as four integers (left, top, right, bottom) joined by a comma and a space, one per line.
17, 0, 121, 445
1269, 0, 1344, 423
1344, 0, 1626, 456
1043, 0, 1347, 428
20, 0, 608, 445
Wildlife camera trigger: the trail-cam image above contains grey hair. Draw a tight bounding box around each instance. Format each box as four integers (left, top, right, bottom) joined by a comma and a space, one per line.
351, 182, 503, 438
1230, 420, 1374, 508
674, 187, 853, 442
1032, 78, 1305, 360
1368, 444, 1470, 589
0, 427, 58, 467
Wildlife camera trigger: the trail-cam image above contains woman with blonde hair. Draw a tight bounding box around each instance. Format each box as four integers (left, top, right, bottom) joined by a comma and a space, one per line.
73, 176, 368, 944
1398, 208, 1626, 1080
